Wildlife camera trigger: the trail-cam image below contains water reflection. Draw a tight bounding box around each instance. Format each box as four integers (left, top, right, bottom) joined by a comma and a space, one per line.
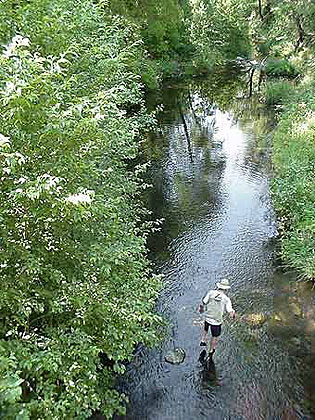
117, 71, 315, 420
145, 88, 227, 260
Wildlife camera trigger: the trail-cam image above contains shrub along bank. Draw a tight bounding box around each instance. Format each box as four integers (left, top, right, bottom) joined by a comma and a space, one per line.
108, 0, 251, 82
270, 80, 315, 280
0, 0, 163, 418
248, 0, 315, 281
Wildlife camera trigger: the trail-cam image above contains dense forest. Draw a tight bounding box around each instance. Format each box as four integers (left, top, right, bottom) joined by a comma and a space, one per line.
0, 0, 314, 418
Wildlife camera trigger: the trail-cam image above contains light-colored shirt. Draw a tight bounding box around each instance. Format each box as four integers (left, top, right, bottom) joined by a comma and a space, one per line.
202, 289, 233, 325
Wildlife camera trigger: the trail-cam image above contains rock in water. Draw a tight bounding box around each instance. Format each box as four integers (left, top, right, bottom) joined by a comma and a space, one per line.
165, 348, 186, 364
242, 313, 268, 328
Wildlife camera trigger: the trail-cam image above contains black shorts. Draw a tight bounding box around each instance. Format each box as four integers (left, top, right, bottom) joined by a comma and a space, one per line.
204, 321, 221, 337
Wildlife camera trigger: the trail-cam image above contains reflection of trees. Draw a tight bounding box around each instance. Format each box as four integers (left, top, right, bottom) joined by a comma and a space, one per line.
197, 73, 275, 178
192, 66, 275, 176
178, 103, 193, 162
143, 68, 276, 259
144, 83, 227, 258
192, 65, 247, 112
233, 99, 275, 174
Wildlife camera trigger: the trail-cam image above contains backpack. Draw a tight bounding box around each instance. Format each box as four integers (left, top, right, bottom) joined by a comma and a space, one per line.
204, 292, 224, 323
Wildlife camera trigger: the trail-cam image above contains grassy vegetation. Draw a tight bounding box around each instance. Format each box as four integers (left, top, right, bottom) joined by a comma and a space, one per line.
265, 80, 296, 106
265, 58, 299, 78
248, 0, 315, 281
270, 81, 315, 279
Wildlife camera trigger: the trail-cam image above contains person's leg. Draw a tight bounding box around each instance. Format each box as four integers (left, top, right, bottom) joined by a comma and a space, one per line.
209, 325, 221, 354
210, 336, 218, 352
200, 321, 210, 345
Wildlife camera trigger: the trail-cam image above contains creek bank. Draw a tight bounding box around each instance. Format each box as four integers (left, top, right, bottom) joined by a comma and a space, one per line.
270, 81, 315, 281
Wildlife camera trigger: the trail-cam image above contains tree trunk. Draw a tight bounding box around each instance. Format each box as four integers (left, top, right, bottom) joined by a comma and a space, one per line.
248, 67, 255, 98
258, 0, 264, 21
178, 104, 193, 162
294, 13, 305, 51
258, 69, 265, 93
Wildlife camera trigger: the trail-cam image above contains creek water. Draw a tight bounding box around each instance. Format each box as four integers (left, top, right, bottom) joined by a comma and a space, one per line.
117, 70, 315, 420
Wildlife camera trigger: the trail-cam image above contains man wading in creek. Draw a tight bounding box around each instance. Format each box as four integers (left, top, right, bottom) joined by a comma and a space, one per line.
198, 279, 236, 360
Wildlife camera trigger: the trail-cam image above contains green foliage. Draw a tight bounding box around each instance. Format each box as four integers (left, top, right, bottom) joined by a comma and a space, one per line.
265, 80, 296, 105
108, 0, 190, 60
266, 58, 298, 78
1, 0, 313, 416
0, 1, 163, 417
251, 0, 315, 59
271, 81, 315, 280
243, 0, 315, 279
188, 0, 251, 72
232, 0, 315, 279
140, 58, 161, 89
108, 0, 253, 78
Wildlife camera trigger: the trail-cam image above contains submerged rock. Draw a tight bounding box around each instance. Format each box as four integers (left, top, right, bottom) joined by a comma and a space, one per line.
290, 337, 302, 347
242, 313, 268, 328
165, 348, 186, 364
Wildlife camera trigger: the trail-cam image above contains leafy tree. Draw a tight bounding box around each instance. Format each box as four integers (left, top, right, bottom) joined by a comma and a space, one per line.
108, 0, 190, 59
0, 1, 162, 417
188, 0, 251, 72
250, 0, 315, 59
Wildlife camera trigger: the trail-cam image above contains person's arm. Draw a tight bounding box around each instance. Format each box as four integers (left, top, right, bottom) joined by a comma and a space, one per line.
229, 310, 236, 319
225, 297, 236, 319
198, 303, 205, 313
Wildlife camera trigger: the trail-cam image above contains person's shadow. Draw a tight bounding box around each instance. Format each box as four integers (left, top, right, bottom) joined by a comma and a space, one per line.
199, 349, 218, 385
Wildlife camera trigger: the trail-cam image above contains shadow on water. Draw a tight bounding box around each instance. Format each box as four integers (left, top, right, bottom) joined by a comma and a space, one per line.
114, 68, 315, 420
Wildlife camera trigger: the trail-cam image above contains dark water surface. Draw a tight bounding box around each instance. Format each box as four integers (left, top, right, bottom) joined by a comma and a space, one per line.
117, 72, 315, 420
